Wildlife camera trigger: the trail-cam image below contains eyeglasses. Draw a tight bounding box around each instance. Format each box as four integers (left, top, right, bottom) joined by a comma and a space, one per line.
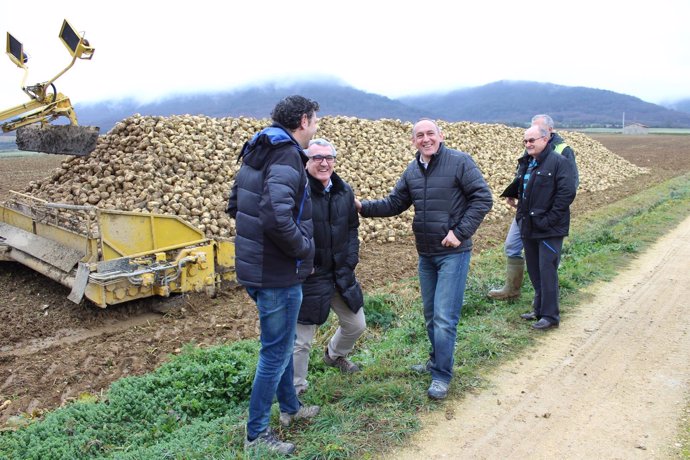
310, 155, 336, 163
523, 136, 545, 145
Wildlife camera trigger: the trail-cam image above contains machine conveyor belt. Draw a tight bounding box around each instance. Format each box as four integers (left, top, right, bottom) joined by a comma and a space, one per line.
0, 222, 84, 272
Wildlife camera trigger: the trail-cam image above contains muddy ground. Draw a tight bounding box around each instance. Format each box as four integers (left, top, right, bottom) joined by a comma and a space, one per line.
1, 134, 689, 428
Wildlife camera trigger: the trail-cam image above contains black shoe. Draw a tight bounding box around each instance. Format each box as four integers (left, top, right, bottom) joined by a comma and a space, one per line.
520, 311, 537, 320
532, 318, 558, 330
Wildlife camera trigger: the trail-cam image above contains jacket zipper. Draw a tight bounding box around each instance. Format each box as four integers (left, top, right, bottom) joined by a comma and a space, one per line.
295, 180, 309, 273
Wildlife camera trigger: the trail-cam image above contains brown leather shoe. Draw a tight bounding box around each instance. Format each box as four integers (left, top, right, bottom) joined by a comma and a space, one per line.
520, 311, 537, 320
323, 347, 361, 373
532, 318, 559, 330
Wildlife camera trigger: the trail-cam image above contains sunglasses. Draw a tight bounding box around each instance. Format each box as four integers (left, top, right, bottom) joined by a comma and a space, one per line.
523, 136, 545, 145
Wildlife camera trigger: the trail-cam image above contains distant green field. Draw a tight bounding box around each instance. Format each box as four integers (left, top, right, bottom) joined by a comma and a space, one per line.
0, 136, 17, 151
0, 150, 45, 158
577, 128, 690, 135
0, 136, 45, 157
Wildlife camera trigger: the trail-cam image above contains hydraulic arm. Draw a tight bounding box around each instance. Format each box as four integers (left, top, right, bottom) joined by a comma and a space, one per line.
1, 19, 99, 156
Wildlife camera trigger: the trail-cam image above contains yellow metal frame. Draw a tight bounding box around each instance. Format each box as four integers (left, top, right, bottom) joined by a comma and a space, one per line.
6, 31, 27, 68
59, 20, 94, 61
0, 198, 98, 262
1, 92, 78, 132
1, 196, 236, 308
98, 209, 208, 260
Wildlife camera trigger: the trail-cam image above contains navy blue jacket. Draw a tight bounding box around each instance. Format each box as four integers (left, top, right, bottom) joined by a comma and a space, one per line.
361, 143, 493, 256
227, 125, 314, 287
299, 171, 363, 325
513, 145, 577, 239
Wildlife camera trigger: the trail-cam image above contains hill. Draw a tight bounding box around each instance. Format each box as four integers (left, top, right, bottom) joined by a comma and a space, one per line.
75, 82, 430, 133
400, 81, 690, 128
663, 98, 690, 114
74, 80, 690, 133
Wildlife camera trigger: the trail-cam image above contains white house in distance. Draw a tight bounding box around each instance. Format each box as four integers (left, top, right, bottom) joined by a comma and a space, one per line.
622, 122, 649, 135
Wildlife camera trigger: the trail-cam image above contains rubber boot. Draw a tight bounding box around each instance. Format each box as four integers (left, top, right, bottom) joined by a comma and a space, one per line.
488, 257, 524, 300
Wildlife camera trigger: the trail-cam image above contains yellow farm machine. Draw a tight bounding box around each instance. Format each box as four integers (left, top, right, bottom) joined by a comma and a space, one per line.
0, 193, 236, 308
1, 19, 99, 156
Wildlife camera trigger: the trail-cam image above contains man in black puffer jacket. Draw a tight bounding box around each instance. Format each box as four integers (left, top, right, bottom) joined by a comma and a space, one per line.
227, 95, 320, 455
356, 119, 493, 400
292, 138, 365, 396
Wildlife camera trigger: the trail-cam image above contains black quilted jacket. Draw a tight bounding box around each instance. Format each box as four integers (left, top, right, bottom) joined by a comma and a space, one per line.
361, 143, 493, 256
299, 171, 363, 325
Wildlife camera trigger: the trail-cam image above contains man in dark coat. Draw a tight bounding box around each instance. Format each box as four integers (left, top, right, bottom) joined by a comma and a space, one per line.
355, 119, 493, 400
489, 114, 578, 301
293, 138, 365, 395
227, 95, 320, 455
507, 125, 577, 330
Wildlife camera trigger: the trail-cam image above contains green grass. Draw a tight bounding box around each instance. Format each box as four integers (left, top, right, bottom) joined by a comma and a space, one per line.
577, 127, 690, 135
0, 135, 43, 157
680, 397, 690, 459
0, 150, 44, 158
2, 174, 690, 459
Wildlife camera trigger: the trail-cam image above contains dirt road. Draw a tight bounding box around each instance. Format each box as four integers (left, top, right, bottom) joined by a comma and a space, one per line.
389, 214, 690, 459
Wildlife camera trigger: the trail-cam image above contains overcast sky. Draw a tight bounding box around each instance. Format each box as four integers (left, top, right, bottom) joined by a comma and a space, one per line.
2, 0, 689, 111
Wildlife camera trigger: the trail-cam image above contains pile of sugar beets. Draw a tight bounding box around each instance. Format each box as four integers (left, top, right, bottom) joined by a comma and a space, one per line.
25, 115, 646, 243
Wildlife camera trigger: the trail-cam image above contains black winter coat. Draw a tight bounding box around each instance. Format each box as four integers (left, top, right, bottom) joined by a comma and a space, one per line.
227, 125, 314, 287
513, 145, 577, 239
500, 132, 578, 198
299, 172, 363, 325
360, 143, 493, 256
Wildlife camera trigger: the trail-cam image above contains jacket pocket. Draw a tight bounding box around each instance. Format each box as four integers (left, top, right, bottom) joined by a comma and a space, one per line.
528, 208, 550, 232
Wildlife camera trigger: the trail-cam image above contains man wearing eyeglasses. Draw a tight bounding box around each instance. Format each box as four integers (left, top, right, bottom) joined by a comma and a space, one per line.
506, 125, 577, 330
292, 138, 366, 397
355, 119, 493, 400
489, 114, 578, 302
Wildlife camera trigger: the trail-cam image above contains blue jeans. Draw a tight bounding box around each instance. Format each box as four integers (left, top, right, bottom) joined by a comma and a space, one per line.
504, 217, 524, 259
245, 284, 302, 440
418, 251, 471, 384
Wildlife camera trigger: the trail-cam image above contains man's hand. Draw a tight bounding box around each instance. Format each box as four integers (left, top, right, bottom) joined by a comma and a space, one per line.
354, 198, 362, 213
505, 197, 518, 209
441, 230, 461, 248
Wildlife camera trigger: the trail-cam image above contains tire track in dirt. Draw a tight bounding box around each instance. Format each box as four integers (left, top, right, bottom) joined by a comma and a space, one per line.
0, 289, 259, 423
388, 213, 690, 459
0, 312, 162, 358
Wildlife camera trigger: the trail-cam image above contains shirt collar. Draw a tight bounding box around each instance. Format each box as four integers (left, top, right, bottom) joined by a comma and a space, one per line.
324, 179, 333, 192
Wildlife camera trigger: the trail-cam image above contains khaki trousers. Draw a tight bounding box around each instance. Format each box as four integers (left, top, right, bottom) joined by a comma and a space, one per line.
293, 291, 366, 393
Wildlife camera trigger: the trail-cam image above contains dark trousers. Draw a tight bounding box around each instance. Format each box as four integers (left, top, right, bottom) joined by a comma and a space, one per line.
523, 236, 563, 323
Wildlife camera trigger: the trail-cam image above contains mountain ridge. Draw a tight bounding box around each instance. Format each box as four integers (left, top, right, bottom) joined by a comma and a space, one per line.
74, 80, 690, 132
